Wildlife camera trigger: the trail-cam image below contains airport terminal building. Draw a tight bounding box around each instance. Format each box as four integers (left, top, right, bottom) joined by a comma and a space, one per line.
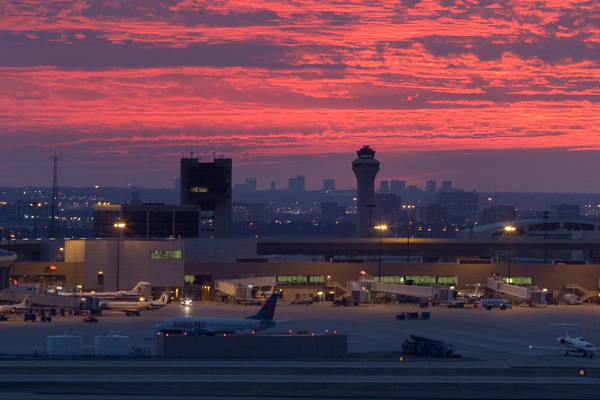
5, 233, 600, 301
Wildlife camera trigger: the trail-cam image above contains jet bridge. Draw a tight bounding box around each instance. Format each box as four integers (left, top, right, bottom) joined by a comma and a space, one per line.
347, 280, 454, 303
0, 291, 86, 309
214, 276, 277, 300
486, 276, 548, 304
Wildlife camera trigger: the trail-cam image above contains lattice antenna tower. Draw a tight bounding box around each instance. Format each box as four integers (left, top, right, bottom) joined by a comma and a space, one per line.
49, 148, 62, 238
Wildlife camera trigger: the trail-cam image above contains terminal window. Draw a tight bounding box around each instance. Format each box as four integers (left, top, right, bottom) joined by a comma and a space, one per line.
502, 276, 532, 286
150, 250, 183, 260
375, 276, 457, 286
375, 276, 405, 284
436, 276, 458, 286
277, 275, 324, 285
405, 276, 436, 286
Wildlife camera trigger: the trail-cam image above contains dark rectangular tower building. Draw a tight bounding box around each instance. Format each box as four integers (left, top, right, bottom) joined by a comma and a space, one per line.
180, 157, 232, 238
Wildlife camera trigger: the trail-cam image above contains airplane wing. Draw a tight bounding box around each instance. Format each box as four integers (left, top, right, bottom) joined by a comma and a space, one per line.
275, 319, 293, 323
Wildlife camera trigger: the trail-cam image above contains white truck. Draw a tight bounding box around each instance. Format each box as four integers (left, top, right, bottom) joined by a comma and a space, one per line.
474, 298, 512, 310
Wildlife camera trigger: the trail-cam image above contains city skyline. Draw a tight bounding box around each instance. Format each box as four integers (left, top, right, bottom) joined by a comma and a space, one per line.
1, 1, 599, 191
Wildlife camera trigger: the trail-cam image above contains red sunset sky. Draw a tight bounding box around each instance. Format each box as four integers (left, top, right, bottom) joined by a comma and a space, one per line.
1, 0, 599, 191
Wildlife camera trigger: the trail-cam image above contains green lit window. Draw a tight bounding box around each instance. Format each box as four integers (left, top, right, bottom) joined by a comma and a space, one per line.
184, 275, 195, 285
374, 276, 405, 284
405, 276, 436, 286
190, 187, 209, 193
437, 276, 458, 286
502, 276, 532, 286
277, 275, 324, 285
150, 250, 183, 260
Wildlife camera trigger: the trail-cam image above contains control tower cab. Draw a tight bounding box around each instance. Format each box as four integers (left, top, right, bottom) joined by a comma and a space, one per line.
352, 146, 380, 238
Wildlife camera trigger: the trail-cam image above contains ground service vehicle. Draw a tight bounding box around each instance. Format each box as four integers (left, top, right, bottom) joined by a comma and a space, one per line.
474, 298, 512, 310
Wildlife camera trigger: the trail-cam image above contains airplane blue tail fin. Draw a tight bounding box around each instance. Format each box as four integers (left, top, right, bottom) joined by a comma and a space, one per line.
245, 291, 279, 321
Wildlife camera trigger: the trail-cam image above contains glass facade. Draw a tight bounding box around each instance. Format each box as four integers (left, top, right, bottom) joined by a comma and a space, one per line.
502, 276, 532, 286
375, 276, 458, 286
276, 275, 324, 285
150, 250, 183, 260
405, 276, 437, 285
149, 211, 173, 237
374, 276, 405, 284
184, 274, 211, 285
437, 276, 458, 286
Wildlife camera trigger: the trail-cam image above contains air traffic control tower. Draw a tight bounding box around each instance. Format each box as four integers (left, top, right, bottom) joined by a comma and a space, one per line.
352, 145, 380, 238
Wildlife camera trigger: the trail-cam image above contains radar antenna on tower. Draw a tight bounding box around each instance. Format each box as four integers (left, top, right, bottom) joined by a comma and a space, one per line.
49, 147, 62, 238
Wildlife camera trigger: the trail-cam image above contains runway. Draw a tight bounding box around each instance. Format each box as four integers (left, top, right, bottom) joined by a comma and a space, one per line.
0, 359, 599, 399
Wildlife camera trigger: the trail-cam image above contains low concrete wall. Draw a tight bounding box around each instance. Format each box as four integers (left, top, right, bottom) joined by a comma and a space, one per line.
157, 334, 347, 359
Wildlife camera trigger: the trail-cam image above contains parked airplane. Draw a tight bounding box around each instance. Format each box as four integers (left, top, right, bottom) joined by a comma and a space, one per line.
0, 296, 32, 314
457, 283, 482, 303
530, 324, 595, 358
64, 281, 150, 300
156, 291, 281, 335
100, 293, 169, 316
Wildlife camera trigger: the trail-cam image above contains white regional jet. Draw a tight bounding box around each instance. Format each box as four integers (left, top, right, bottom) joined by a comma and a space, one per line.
530, 324, 596, 358
100, 293, 170, 316
64, 281, 150, 300
0, 296, 32, 314
156, 292, 281, 336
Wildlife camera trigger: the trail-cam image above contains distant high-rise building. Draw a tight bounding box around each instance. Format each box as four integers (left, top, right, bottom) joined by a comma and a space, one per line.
288, 175, 306, 192
374, 193, 401, 223
270, 181, 276, 191
441, 181, 452, 191
245, 178, 257, 190
436, 191, 478, 222
379, 180, 389, 193
390, 180, 405, 194
323, 179, 336, 192
417, 203, 448, 224
232, 203, 273, 223
352, 145, 380, 238
180, 156, 232, 238
321, 202, 346, 222
426, 180, 437, 193
550, 204, 580, 219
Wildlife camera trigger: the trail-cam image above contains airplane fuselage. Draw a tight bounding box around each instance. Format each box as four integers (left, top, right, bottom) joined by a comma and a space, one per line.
0, 307, 26, 314
561, 337, 595, 356
100, 301, 152, 312
156, 317, 276, 335
100, 295, 168, 314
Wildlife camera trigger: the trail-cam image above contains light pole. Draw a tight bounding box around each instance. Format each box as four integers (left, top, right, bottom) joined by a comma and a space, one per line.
114, 222, 125, 291
402, 204, 415, 263
504, 226, 516, 283
374, 224, 388, 282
